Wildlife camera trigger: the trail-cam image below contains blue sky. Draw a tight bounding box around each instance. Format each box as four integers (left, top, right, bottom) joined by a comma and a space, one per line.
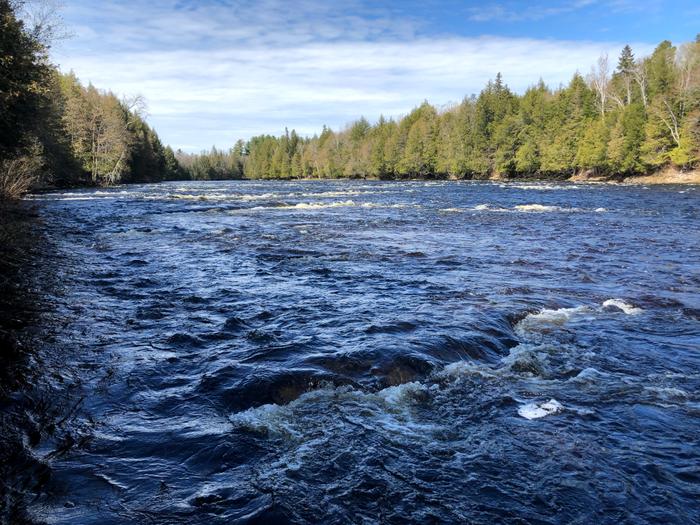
52, 0, 699, 152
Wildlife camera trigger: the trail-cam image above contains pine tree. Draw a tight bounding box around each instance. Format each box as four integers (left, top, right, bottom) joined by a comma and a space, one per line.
615, 45, 635, 105
197, 37, 700, 183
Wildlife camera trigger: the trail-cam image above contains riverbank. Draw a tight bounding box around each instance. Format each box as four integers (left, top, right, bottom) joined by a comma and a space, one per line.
296, 167, 700, 184
245, 167, 700, 185
567, 167, 700, 185
20, 166, 700, 196
0, 201, 43, 394
0, 201, 56, 525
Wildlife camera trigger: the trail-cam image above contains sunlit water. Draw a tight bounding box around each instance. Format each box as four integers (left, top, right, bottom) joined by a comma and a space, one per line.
23, 180, 700, 523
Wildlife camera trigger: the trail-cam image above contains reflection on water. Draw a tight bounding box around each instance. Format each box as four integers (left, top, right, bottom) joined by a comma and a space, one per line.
17, 180, 700, 523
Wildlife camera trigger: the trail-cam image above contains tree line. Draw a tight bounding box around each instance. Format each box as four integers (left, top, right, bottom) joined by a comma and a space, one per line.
2, 0, 699, 194
0, 0, 181, 198
184, 38, 700, 181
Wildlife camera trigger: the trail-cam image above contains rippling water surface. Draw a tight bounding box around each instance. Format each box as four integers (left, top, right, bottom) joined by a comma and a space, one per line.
24, 180, 700, 523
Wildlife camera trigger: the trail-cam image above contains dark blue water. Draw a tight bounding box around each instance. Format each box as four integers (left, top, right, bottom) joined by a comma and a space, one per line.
24, 180, 700, 523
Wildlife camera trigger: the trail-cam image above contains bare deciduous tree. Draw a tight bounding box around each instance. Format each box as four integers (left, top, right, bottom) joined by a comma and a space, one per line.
123, 94, 148, 123
11, 0, 71, 47
0, 141, 42, 199
588, 54, 611, 116
631, 60, 649, 108
675, 42, 700, 117
654, 42, 700, 148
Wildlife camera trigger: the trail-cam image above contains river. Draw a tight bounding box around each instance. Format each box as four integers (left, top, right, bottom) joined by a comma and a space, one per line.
15, 180, 700, 523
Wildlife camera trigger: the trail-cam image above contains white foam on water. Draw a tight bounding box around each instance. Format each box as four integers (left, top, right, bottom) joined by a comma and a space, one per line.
439, 360, 500, 380
300, 190, 364, 198
517, 399, 563, 419
516, 299, 642, 339
360, 202, 410, 209
462, 203, 510, 212
165, 191, 367, 203
569, 367, 609, 384
28, 196, 110, 201
238, 192, 281, 201
514, 204, 578, 212
377, 381, 429, 406
501, 343, 551, 376
515, 305, 593, 337
602, 299, 643, 315
167, 193, 231, 201
242, 200, 358, 212
242, 200, 413, 212
231, 401, 302, 438
644, 386, 689, 401
501, 183, 581, 191
230, 381, 438, 440
292, 200, 356, 209
465, 203, 600, 213
27, 190, 142, 201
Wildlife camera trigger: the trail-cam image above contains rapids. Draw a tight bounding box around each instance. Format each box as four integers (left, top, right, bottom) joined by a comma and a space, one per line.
9, 180, 700, 523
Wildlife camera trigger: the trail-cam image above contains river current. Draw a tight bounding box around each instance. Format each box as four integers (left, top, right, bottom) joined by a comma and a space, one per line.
18, 180, 700, 523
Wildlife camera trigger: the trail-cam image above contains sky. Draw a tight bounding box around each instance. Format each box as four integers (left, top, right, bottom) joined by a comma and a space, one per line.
51, 0, 700, 152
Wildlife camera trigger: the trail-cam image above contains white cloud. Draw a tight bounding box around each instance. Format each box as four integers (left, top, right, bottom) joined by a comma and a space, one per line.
53, 1, 654, 152
466, 0, 658, 22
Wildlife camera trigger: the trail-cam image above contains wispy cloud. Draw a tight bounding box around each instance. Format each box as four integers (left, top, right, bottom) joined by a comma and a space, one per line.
60, 0, 419, 51
466, 0, 657, 22
54, 0, 655, 151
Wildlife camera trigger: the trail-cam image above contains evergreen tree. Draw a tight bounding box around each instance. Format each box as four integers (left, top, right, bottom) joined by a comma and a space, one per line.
0, 0, 50, 157
607, 103, 646, 173
102, 37, 700, 187
614, 45, 635, 105
576, 116, 609, 174
541, 74, 594, 175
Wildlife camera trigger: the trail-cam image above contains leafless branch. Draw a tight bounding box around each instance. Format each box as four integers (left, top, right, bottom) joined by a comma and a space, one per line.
587, 54, 610, 116
13, 0, 72, 47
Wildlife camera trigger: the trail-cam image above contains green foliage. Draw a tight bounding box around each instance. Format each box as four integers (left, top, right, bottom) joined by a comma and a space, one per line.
176, 145, 244, 180
6, 0, 698, 197
74, 33, 700, 183
669, 111, 700, 167
223, 41, 699, 180
0, 0, 51, 158
607, 103, 646, 173
398, 103, 438, 177
56, 75, 179, 185
618, 45, 635, 72
647, 41, 676, 99
576, 117, 609, 173
162, 146, 185, 180
0, 1, 182, 196
513, 82, 549, 174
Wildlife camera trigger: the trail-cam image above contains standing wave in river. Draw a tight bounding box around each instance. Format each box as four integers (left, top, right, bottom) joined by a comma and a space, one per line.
5, 180, 700, 524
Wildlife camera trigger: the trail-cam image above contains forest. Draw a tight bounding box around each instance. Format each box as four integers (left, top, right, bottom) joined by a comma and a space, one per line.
1, 0, 699, 196
186, 39, 700, 181
0, 0, 182, 198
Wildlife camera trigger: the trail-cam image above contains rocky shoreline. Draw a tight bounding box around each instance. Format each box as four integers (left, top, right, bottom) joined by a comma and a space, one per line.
567, 167, 700, 185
